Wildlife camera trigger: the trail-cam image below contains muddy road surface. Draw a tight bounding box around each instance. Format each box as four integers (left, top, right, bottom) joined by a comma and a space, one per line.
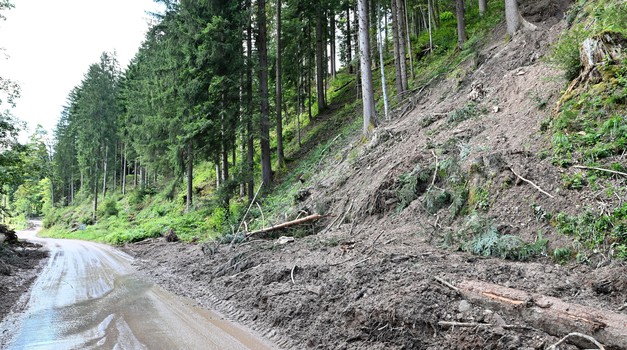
0, 228, 273, 350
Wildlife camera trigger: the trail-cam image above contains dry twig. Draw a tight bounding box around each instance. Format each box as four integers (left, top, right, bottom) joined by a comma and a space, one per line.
547, 332, 605, 350
431, 150, 439, 187
573, 165, 627, 178
509, 166, 554, 199
290, 265, 297, 285
434, 276, 461, 295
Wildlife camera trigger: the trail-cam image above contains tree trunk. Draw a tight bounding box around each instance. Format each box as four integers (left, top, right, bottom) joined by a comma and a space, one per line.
428, 0, 437, 30
478, 0, 487, 16
246, 0, 255, 203
378, 8, 389, 119
505, 0, 536, 35
458, 280, 627, 350
358, 0, 377, 137
427, 0, 434, 52
133, 160, 138, 188
102, 147, 108, 197
122, 145, 126, 195
276, 0, 285, 170
346, 5, 353, 74
186, 142, 193, 212
93, 165, 98, 222
258, 0, 273, 187
404, 0, 414, 79
391, 0, 404, 96
395, 0, 408, 92
330, 11, 336, 78
315, 6, 327, 113
456, 0, 466, 49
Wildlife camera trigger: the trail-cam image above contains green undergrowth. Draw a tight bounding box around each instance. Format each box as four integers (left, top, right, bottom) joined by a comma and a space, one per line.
553, 203, 627, 259
42, 0, 509, 246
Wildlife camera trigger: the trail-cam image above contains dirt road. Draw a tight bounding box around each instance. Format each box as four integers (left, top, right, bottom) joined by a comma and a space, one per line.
0, 227, 273, 350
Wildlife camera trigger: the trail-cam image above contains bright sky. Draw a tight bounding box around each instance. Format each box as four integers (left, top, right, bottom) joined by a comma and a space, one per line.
0, 0, 163, 140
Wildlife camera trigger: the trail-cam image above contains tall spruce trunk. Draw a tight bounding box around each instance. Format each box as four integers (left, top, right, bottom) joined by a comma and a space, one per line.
378, 8, 389, 119
456, 0, 466, 49
404, 0, 414, 79
391, 0, 403, 96
395, 0, 408, 92
246, 0, 255, 203
358, 0, 376, 137
478, 0, 487, 16
102, 147, 108, 197
258, 0, 272, 187
93, 165, 98, 222
346, 6, 353, 74
186, 142, 193, 212
330, 11, 336, 78
315, 6, 326, 112
276, 0, 285, 169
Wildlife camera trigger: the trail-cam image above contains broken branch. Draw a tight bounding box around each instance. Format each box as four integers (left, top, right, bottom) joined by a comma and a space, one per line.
573, 165, 627, 178
290, 265, 297, 285
246, 214, 324, 237
509, 166, 554, 199
547, 332, 605, 350
434, 276, 461, 295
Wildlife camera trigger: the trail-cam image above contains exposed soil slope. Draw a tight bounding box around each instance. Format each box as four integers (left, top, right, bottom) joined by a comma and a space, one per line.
125, 1, 627, 349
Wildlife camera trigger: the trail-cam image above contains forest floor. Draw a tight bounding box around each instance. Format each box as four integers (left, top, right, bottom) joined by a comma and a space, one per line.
122, 1, 627, 349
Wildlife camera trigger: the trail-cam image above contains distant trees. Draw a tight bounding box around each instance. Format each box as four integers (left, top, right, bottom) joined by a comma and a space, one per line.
44, 0, 515, 218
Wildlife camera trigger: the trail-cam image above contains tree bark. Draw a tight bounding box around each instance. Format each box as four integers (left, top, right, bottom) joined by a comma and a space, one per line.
315, 5, 327, 113
258, 0, 273, 187
186, 141, 193, 212
478, 0, 487, 16
458, 280, 627, 350
358, 0, 377, 137
505, 0, 536, 36
246, 0, 255, 203
456, 0, 466, 49
377, 8, 389, 119
391, 0, 403, 96
330, 11, 336, 78
276, 0, 285, 170
102, 147, 108, 197
346, 5, 353, 74
93, 165, 98, 222
395, 0, 408, 92
404, 0, 414, 79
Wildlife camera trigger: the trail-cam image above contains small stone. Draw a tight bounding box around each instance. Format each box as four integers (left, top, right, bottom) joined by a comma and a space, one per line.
492, 106, 500, 113
275, 236, 295, 245
458, 300, 472, 313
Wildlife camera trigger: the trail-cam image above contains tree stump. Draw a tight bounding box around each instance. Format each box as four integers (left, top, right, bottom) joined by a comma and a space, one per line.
163, 228, 179, 242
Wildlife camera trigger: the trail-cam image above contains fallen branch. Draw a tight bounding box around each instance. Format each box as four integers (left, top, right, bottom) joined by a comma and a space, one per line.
235, 183, 263, 235
573, 165, 627, 178
434, 276, 461, 295
547, 332, 605, 350
246, 214, 324, 237
290, 265, 297, 285
337, 200, 354, 228
509, 166, 554, 199
437, 321, 531, 330
431, 150, 439, 187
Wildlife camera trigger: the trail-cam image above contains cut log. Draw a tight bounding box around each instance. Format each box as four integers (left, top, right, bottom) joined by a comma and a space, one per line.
458, 280, 627, 350
246, 214, 324, 237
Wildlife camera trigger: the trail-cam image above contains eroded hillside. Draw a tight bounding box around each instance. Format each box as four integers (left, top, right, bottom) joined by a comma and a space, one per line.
125, 0, 627, 349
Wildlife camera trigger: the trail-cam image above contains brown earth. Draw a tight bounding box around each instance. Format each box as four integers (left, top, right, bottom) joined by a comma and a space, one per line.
122, 2, 627, 349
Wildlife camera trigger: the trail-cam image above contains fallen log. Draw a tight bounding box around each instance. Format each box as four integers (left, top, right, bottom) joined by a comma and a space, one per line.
458, 280, 627, 350
246, 214, 324, 237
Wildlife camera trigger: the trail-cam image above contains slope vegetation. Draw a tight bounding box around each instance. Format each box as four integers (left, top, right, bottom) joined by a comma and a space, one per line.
123, 0, 627, 349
